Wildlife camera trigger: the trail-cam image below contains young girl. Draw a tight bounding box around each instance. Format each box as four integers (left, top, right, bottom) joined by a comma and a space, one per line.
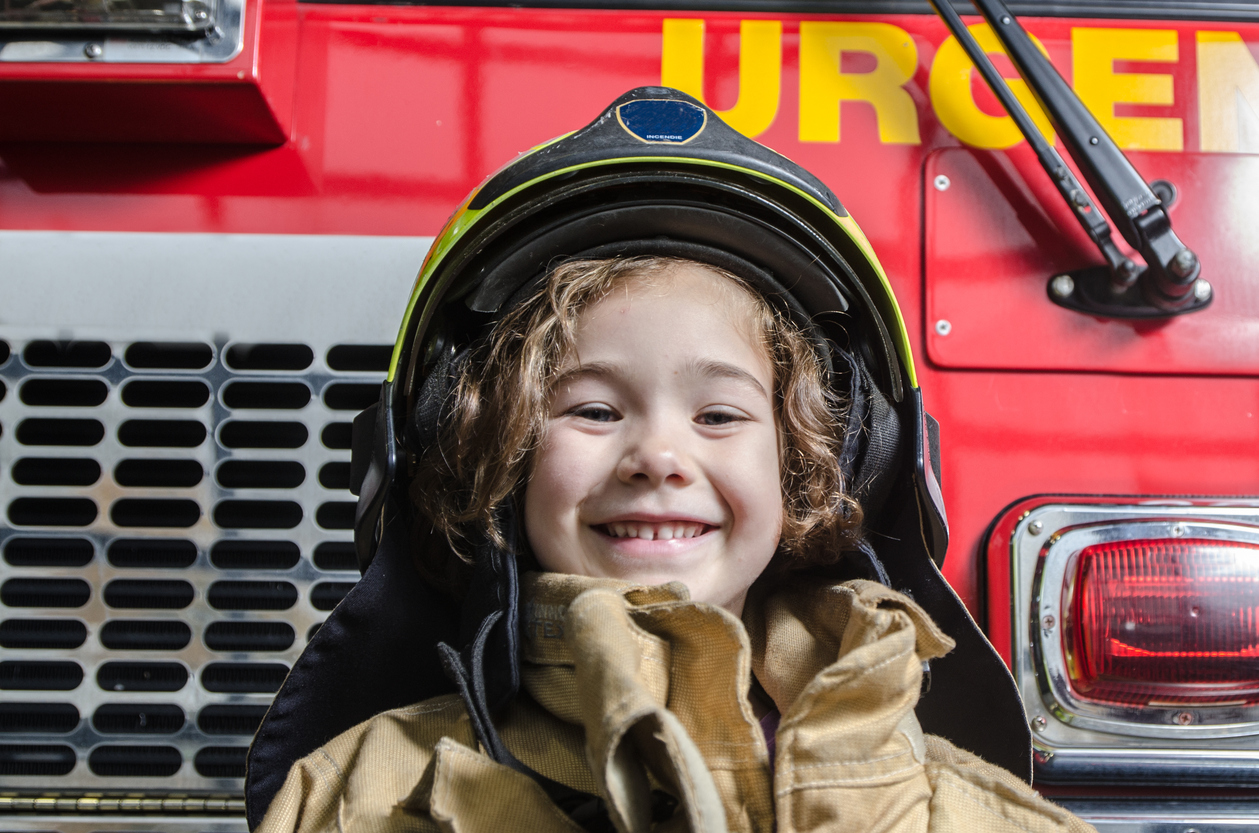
247, 89, 1093, 833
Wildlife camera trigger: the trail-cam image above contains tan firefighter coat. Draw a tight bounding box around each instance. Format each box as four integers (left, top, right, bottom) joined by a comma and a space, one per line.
256, 572, 1094, 833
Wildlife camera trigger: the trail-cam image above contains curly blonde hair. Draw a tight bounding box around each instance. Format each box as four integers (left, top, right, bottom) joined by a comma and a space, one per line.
410, 256, 862, 582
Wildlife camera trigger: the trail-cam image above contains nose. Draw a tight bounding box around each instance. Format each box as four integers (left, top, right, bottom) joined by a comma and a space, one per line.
615, 427, 695, 488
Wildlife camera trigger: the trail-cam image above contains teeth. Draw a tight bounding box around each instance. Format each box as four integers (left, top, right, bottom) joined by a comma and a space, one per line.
603, 523, 709, 539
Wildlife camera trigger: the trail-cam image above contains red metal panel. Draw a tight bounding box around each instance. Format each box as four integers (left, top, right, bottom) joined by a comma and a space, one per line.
925, 146, 1259, 375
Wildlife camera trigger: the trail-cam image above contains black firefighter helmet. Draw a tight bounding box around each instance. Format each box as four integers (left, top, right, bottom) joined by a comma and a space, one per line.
245, 87, 1030, 829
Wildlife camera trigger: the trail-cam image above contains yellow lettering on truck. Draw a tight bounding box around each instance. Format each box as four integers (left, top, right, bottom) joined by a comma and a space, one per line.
799, 22, 920, 144
1072, 27, 1182, 151
1198, 31, 1259, 153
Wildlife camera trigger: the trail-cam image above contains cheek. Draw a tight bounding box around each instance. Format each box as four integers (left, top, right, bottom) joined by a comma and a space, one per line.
723, 432, 785, 537
522, 430, 597, 568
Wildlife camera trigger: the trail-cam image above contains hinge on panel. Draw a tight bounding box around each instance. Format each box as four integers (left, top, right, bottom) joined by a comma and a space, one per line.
0, 795, 245, 814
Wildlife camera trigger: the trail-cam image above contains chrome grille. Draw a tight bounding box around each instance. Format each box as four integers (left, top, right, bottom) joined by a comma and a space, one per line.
0, 227, 430, 809
0, 337, 387, 792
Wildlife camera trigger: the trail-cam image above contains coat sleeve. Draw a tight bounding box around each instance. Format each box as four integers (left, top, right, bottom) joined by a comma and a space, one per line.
923, 735, 1097, 833
255, 749, 348, 833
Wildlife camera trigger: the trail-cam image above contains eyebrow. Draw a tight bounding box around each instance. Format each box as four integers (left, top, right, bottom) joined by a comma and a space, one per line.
550, 361, 619, 390
687, 358, 770, 400
552, 359, 768, 400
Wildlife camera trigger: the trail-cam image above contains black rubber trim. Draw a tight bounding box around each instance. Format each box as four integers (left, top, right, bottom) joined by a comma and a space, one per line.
297, 0, 1259, 23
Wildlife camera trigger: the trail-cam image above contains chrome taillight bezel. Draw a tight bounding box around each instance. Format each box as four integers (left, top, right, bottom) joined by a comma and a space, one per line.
1009, 502, 1259, 783
1032, 513, 1259, 739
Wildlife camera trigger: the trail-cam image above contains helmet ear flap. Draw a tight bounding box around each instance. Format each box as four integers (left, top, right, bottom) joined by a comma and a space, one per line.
406, 341, 470, 459
835, 348, 903, 527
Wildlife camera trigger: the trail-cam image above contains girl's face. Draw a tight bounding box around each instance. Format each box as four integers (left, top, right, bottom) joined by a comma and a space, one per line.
524, 264, 782, 616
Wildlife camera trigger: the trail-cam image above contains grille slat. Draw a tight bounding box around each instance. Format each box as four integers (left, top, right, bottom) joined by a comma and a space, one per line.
222, 382, 311, 410
12, 457, 101, 487
114, 459, 204, 488
0, 662, 84, 691
107, 538, 197, 569
323, 383, 379, 411
15, 418, 104, 446
0, 703, 80, 733
315, 502, 355, 530
23, 341, 111, 369
207, 581, 297, 611
103, 580, 195, 610
219, 421, 307, 449
121, 380, 211, 408
93, 704, 186, 735
4, 537, 94, 567
201, 663, 288, 693
99, 620, 193, 650
88, 744, 182, 777
194, 745, 248, 778
198, 704, 267, 735
225, 344, 313, 371
97, 662, 188, 693
8, 498, 98, 527
204, 621, 295, 652
213, 500, 302, 530
216, 460, 305, 490
118, 420, 207, 448
318, 462, 351, 491
1, 578, 91, 608
0, 619, 88, 649
124, 342, 214, 370
0, 743, 76, 775
110, 499, 202, 529
209, 540, 300, 570
19, 379, 109, 408
327, 344, 392, 372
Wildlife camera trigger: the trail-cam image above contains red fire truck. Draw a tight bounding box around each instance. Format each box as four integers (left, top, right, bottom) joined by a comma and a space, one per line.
1, 0, 1257, 829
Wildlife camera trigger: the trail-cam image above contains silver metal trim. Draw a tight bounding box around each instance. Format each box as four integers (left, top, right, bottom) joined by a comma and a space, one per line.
1010, 502, 1259, 780
1037, 517, 1259, 738
0, 817, 247, 832
1059, 798, 1259, 833
0, 0, 242, 64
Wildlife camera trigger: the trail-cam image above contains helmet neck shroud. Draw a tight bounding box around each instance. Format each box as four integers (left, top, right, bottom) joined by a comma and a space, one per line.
245, 87, 1031, 830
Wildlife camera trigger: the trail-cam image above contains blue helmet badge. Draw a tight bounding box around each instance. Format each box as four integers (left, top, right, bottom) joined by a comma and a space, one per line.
616, 98, 707, 144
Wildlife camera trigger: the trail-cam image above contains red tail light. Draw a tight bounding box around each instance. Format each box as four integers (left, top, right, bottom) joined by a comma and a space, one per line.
1066, 538, 1259, 708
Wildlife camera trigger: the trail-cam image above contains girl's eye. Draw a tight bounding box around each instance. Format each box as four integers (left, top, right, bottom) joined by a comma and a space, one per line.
696, 409, 746, 427
568, 404, 619, 422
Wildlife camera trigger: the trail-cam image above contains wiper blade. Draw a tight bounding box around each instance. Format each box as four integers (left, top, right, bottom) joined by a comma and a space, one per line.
927, 0, 1211, 318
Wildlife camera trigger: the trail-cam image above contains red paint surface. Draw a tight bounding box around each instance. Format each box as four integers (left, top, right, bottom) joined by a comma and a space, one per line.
0, 0, 299, 143
2, 7, 1257, 632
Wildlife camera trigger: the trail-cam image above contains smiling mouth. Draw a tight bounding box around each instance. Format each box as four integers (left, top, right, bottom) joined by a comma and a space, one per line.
595, 522, 716, 541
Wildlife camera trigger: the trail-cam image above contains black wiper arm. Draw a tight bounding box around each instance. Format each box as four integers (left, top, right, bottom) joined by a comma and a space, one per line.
926, 0, 1210, 318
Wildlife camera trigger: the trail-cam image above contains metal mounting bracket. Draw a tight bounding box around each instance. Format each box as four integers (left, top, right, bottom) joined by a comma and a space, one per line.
1047, 267, 1213, 319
